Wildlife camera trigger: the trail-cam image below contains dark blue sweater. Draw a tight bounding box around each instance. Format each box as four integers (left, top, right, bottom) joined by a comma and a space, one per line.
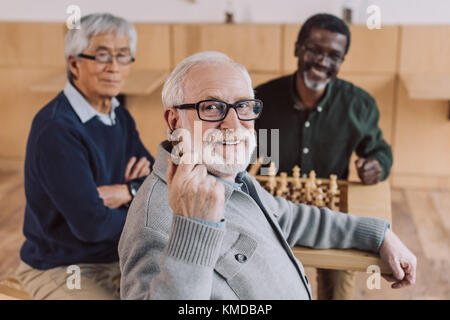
20, 92, 154, 270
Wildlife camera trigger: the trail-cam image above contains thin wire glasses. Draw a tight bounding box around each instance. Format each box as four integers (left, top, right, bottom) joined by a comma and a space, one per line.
78, 52, 135, 65
301, 45, 344, 64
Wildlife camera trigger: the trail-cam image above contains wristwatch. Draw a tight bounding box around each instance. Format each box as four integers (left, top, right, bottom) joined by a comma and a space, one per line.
127, 181, 140, 199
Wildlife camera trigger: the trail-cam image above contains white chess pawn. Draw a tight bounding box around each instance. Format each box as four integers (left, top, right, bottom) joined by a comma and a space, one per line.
308, 170, 317, 191
314, 187, 325, 207
305, 180, 313, 202
329, 174, 338, 195
292, 165, 301, 189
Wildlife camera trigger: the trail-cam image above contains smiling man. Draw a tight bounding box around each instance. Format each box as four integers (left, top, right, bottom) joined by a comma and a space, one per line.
118, 51, 415, 300
254, 13, 394, 300
15, 13, 154, 299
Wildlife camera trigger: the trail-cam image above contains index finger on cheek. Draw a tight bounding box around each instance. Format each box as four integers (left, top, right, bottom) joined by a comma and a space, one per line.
174, 155, 196, 177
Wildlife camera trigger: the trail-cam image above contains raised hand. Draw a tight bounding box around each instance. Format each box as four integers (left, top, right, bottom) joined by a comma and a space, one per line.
355, 158, 382, 185
166, 155, 225, 223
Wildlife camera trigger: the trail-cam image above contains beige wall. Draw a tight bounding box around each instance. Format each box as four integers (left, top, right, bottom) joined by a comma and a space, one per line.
0, 22, 448, 189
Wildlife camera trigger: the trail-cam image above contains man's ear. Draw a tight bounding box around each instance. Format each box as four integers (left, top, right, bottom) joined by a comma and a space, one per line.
164, 108, 179, 134
294, 42, 301, 58
68, 56, 80, 80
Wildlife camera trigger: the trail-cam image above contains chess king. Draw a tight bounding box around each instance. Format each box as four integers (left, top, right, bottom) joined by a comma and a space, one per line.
254, 14, 393, 299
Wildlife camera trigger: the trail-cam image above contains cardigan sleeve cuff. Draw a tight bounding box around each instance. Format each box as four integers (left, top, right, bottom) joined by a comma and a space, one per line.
353, 216, 390, 253
166, 215, 225, 267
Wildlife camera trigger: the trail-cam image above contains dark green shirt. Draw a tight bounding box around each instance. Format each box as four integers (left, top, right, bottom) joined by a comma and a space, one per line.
254, 73, 393, 181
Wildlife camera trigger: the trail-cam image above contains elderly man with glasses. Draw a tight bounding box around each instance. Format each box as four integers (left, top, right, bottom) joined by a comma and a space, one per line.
15, 13, 154, 299
118, 51, 416, 300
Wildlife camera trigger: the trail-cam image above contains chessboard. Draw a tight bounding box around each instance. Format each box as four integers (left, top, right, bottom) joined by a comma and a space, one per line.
248, 158, 392, 272
249, 161, 348, 212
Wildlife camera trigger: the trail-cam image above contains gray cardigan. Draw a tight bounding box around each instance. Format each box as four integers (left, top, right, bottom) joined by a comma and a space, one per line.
119, 141, 389, 300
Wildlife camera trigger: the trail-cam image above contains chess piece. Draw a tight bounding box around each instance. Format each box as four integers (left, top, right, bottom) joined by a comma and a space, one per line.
316, 179, 322, 189
329, 174, 338, 194
276, 172, 289, 197
279, 172, 289, 193
292, 165, 301, 189
314, 187, 325, 207
248, 156, 264, 176
328, 174, 340, 210
291, 190, 301, 203
308, 170, 317, 191
268, 162, 277, 195
305, 180, 313, 203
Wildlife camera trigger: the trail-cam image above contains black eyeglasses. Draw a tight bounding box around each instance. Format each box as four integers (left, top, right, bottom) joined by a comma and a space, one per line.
173, 99, 263, 122
301, 45, 344, 64
78, 52, 135, 65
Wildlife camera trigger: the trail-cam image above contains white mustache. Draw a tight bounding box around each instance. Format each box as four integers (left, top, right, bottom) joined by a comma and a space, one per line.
203, 130, 249, 145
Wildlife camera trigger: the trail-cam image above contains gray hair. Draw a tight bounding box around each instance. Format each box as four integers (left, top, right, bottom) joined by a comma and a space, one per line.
64, 13, 137, 80
161, 51, 254, 108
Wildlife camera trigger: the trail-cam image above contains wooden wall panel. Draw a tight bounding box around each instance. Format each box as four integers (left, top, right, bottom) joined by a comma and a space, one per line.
172, 24, 282, 72
392, 81, 450, 180
112, 24, 171, 156
341, 26, 399, 74
133, 24, 171, 70
282, 25, 399, 74
126, 87, 167, 156
399, 26, 450, 74
249, 72, 281, 88
0, 22, 65, 68
0, 67, 63, 159
282, 24, 300, 73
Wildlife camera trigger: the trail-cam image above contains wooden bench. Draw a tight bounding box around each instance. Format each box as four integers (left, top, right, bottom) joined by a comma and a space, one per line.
0, 277, 32, 300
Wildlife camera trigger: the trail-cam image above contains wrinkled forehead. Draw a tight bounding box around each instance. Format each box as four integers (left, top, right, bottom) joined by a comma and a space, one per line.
182, 61, 252, 103
85, 33, 131, 52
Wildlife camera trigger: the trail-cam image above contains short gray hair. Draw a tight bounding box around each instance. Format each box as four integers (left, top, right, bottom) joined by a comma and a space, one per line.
64, 13, 137, 80
162, 51, 254, 108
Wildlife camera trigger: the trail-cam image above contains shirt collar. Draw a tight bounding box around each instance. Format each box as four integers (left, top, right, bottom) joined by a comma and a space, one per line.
216, 176, 244, 190
63, 81, 120, 126
290, 72, 335, 113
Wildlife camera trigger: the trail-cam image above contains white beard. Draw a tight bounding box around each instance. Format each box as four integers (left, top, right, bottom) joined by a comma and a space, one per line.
303, 71, 330, 91
202, 128, 257, 178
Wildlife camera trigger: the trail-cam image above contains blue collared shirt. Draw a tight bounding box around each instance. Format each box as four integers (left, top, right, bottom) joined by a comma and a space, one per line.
63, 81, 120, 126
